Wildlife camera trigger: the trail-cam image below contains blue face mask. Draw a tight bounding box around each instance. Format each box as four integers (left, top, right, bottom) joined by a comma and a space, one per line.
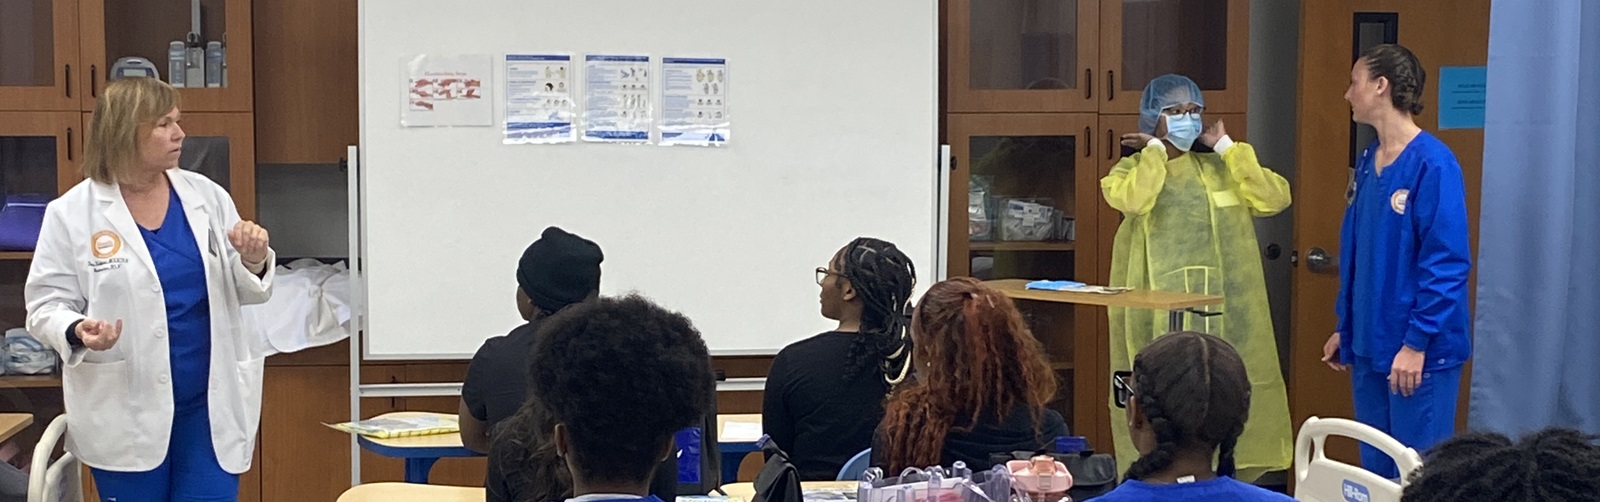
1163, 113, 1202, 152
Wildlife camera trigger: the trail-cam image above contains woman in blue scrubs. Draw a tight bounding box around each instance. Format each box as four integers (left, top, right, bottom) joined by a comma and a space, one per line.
1323, 44, 1473, 479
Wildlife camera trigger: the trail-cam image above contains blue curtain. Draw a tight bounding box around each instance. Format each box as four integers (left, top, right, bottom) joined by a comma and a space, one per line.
1469, 0, 1600, 435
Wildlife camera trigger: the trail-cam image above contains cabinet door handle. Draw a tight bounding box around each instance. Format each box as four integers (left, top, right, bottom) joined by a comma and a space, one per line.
1084, 69, 1092, 99
1107, 70, 1115, 101
1083, 127, 1091, 158
66, 127, 74, 161
1106, 129, 1115, 160
90, 65, 98, 98
65, 65, 72, 98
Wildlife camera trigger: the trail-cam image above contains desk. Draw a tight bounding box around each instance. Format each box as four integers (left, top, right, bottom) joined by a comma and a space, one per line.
983, 279, 1223, 332
717, 414, 763, 484
337, 482, 484, 502
719, 481, 856, 500
350, 412, 481, 483
0, 414, 32, 443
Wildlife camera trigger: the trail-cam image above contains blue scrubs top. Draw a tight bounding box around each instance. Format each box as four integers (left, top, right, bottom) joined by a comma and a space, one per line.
137, 185, 212, 408
1335, 131, 1473, 373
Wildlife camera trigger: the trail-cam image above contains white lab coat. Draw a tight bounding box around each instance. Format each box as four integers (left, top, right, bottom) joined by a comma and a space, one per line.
24, 169, 275, 474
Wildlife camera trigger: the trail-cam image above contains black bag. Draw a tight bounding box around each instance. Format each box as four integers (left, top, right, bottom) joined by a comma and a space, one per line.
752, 438, 803, 502
989, 450, 1117, 500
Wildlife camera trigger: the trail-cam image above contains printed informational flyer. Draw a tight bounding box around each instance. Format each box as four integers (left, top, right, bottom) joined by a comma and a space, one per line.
582, 55, 651, 143
659, 58, 729, 147
401, 54, 493, 127
504, 54, 577, 144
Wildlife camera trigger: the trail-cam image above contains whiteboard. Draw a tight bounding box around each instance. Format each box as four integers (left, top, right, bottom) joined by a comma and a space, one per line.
358, 0, 939, 358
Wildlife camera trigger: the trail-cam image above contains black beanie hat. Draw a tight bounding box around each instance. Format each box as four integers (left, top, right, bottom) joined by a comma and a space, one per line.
517, 227, 603, 312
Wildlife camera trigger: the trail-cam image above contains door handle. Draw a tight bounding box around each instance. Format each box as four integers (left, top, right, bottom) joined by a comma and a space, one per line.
1084, 68, 1092, 99
1083, 127, 1091, 158
65, 65, 72, 98
1305, 247, 1338, 274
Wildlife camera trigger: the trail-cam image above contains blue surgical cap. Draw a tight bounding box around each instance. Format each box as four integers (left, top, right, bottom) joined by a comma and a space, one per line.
1139, 74, 1205, 134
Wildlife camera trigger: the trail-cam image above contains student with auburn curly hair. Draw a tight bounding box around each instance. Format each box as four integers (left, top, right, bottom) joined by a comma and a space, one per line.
874, 277, 1067, 472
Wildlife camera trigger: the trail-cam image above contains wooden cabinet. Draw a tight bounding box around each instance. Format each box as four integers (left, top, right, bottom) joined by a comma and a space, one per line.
947, 113, 1103, 444
252, 0, 358, 164
78, 0, 255, 112
1099, 0, 1250, 114
0, 112, 82, 196
946, 0, 1250, 114
0, 0, 81, 111
177, 112, 257, 219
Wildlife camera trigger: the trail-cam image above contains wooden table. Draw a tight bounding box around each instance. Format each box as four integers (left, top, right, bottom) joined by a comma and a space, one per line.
0, 414, 32, 443
719, 481, 856, 500
349, 412, 481, 484
337, 482, 484, 501
984, 279, 1224, 332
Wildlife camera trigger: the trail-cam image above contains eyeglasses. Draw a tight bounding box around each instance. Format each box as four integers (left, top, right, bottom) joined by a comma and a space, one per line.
1113, 371, 1134, 409
1161, 105, 1204, 117
815, 267, 844, 286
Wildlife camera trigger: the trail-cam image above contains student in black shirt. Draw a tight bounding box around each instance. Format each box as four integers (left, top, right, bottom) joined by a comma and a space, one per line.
763, 237, 917, 480
459, 226, 603, 454
487, 295, 715, 502
876, 277, 1069, 472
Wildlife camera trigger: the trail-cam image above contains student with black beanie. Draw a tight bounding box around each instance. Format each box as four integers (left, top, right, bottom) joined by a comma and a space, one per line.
459, 226, 603, 454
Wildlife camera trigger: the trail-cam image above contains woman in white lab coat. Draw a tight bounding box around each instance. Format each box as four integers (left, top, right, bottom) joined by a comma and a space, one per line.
24, 77, 274, 501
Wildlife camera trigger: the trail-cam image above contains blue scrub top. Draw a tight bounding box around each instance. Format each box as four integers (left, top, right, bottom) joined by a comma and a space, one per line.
1335, 131, 1473, 373
137, 185, 212, 408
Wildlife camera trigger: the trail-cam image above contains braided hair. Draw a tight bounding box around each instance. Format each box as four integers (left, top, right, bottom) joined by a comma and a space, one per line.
1401, 428, 1600, 502
837, 237, 917, 386
1359, 44, 1426, 115
1123, 331, 1252, 481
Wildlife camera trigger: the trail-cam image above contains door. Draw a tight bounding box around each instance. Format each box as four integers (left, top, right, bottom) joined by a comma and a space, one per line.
177, 112, 256, 219
946, 0, 1100, 112
78, 0, 255, 112
1098, 0, 1250, 114
1290, 0, 1489, 463
0, 0, 80, 111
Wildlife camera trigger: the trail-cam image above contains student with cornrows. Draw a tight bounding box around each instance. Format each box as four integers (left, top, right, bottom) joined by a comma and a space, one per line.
1096, 331, 1292, 501
874, 277, 1067, 472
764, 237, 917, 480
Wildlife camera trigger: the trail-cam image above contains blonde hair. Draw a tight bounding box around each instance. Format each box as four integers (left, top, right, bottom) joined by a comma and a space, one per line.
83, 77, 182, 184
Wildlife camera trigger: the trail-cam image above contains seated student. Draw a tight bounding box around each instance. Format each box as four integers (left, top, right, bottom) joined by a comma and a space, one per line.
875, 277, 1068, 472
1096, 331, 1292, 502
1401, 428, 1600, 502
459, 226, 603, 454
764, 237, 917, 480
486, 295, 716, 502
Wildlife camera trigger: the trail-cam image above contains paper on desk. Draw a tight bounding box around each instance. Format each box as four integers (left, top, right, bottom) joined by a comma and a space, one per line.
720, 421, 763, 442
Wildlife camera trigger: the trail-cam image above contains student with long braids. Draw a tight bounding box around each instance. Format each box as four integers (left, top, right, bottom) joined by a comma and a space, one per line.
764, 237, 917, 480
1097, 331, 1292, 501
874, 277, 1067, 472
1401, 428, 1600, 502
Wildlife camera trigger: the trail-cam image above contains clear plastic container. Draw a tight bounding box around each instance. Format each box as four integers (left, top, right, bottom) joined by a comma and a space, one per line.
1000, 197, 1058, 241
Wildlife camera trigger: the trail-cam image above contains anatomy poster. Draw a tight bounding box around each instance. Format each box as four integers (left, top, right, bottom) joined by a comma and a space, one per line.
402, 54, 493, 127
659, 57, 729, 146
582, 54, 652, 143
504, 54, 577, 144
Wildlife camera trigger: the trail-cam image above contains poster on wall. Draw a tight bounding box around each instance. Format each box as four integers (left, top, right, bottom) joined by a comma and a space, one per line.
582, 54, 652, 143
401, 54, 494, 127
504, 54, 577, 144
1438, 66, 1487, 130
659, 57, 730, 147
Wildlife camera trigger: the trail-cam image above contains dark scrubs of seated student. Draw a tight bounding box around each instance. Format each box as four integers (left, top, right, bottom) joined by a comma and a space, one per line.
764, 237, 916, 480
488, 295, 716, 502
874, 277, 1068, 472
459, 226, 603, 454
1095, 331, 1293, 502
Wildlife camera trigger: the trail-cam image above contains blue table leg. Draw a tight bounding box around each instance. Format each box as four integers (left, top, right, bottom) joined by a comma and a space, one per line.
405, 457, 440, 484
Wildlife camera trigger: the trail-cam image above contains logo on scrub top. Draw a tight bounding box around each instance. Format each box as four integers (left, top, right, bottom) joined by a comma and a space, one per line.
1390, 189, 1409, 215
1342, 480, 1371, 502
90, 230, 121, 259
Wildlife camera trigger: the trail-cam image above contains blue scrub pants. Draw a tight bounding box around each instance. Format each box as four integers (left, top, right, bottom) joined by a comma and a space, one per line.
90, 400, 238, 502
1350, 357, 1462, 479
